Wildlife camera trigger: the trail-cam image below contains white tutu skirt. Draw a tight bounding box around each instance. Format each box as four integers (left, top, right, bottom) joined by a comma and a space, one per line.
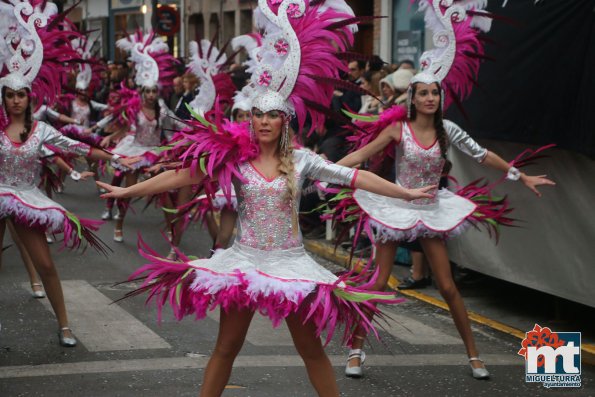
0, 185, 104, 250
132, 240, 401, 345
353, 188, 477, 242
111, 136, 158, 171
0, 185, 67, 232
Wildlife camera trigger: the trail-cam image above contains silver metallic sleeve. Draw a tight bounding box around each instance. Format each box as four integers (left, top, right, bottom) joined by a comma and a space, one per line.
95, 114, 113, 129
444, 119, 488, 163
90, 100, 109, 112
45, 107, 61, 121
40, 144, 56, 158
300, 149, 357, 186
39, 122, 91, 157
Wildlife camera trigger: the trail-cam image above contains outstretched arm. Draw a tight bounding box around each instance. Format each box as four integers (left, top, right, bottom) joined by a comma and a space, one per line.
482, 151, 555, 197
353, 170, 435, 201
337, 123, 401, 167
97, 168, 204, 199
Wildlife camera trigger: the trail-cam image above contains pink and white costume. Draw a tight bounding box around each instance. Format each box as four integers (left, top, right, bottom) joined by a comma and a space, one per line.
134, 149, 398, 344
354, 120, 487, 242
110, 101, 180, 171
70, 100, 108, 128
0, 122, 99, 247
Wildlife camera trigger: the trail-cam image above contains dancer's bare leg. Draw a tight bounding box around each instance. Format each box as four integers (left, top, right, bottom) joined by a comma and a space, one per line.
114, 172, 138, 238
7, 220, 43, 292
286, 313, 340, 397
199, 308, 254, 397
204, 212, 219, 242
214, 209, 237, 249
420, 237, 483, 368
11, 222, 73, 338
171, 185, 193, 248
348, 240, 397, 368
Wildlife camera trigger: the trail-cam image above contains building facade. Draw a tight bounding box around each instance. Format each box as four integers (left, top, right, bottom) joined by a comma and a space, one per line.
63, 0, 429, 68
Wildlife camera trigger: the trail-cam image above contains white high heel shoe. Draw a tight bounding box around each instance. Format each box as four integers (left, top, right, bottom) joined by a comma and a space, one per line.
58, 327, 77, 347
345, 349, 366, 378
469, 357, 490, 379
31, 283, 45, 299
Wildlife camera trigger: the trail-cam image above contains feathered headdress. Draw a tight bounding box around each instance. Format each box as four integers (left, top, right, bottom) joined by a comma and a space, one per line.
406, 0, 495, 112
187, 38, 235, 115
72, 32, 103, 92
0, 0, 82, 109
249, 0, 362, 133
116, 29, 178, 94
230, 33, 262, 112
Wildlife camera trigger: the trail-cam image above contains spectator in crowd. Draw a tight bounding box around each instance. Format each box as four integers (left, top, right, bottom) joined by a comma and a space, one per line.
94, 62, 111, 104
367, 55, 385, 72
379, 69, 415, 112
169, 76, 184, 111
359, 71, 383, 115
174, 72, 199, 120
398, 59, 415, 71
378, 74, 396, 111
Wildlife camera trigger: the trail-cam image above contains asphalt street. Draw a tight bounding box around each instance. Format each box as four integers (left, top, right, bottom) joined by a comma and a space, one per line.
1, 177, 593, 397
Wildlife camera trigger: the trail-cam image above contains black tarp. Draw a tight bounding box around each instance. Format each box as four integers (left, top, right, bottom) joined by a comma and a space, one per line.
447, 0, 595, 158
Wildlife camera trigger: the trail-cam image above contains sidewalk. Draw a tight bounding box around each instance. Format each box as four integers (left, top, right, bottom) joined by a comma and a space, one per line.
303, 238, 595, 366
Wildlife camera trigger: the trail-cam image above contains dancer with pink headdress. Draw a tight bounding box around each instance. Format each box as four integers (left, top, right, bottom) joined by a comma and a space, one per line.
97, 1, 435, 395
331, 0, 556, 379
0, 0, 136, 346
94, 30, 182, 243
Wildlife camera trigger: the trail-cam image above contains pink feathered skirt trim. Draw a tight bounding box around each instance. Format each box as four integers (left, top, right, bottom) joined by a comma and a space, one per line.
0, 192, 108, 253
128, 237, 403, 346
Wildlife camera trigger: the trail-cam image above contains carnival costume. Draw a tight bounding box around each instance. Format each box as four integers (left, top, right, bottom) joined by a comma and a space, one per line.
106, 30, 180, 171
327, 0, 545, 243
130, 0, 397, 345
0, 0, 104, 250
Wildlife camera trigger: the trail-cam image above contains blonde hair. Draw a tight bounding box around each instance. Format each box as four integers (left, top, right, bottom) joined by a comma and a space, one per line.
277, 123, 298, 236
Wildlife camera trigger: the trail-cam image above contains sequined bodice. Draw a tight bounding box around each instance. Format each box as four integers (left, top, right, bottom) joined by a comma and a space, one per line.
235, 163, 302, 250
71, 101, 91, 127
134, 111, 162, 147
395, 123, 445, 205
233, 149, 356, 251
0, 131, 42, 188
0, 122, 90, 189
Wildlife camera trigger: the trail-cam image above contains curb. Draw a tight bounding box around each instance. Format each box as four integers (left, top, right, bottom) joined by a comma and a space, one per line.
304, 239, 595, 366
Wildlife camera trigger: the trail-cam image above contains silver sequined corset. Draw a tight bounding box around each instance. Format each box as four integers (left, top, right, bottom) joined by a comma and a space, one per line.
395, 122, 445, 205
0, 132, 43, 188
71, 101, 91, 127
234, 149, 357, 251
134, 111, 163, 147
0, 122, 90, 188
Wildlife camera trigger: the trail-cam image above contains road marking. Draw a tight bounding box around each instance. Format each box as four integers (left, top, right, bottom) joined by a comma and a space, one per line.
383, 312, 461, 345
206, 309, 294, 346
28, 280, 170, 352
0, 354, 522, 379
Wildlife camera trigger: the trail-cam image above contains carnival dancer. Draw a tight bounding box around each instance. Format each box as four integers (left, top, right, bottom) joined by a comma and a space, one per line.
0, 0, 136, 346
334, 0, 556, 379
96, 30, 181, 242
97, 1, 436, 395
